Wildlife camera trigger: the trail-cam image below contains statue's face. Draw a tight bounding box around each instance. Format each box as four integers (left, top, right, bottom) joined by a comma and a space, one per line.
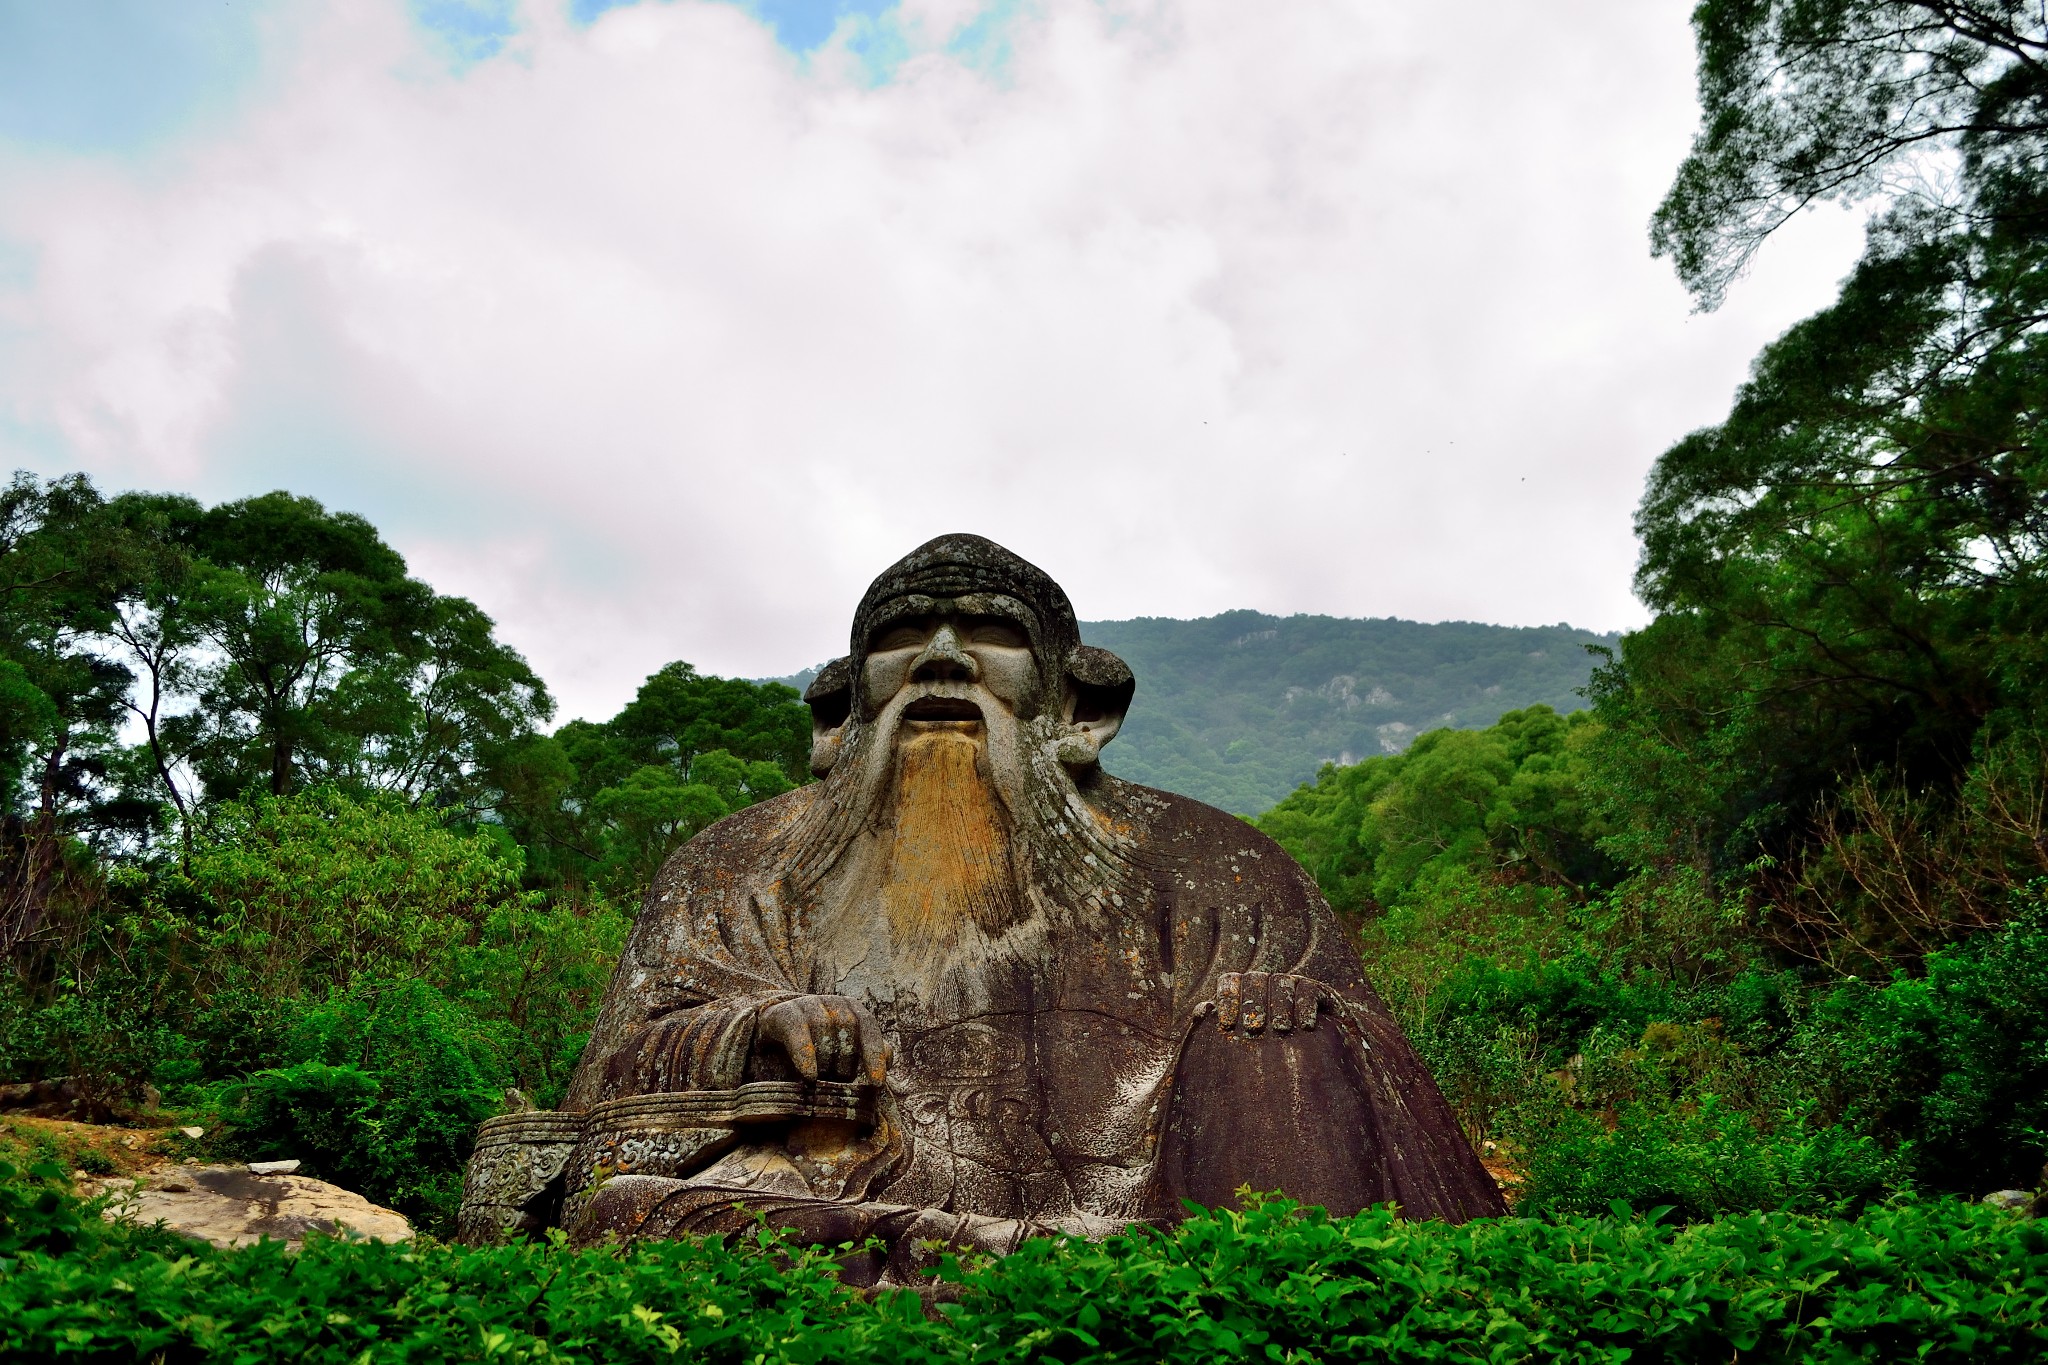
860, 606, 1045, 728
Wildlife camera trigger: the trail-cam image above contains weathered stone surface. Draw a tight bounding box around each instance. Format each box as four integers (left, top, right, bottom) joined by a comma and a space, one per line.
0, 1076, 115, 1123
458, 534, 1504, 1275
111, 1164, 411, 1249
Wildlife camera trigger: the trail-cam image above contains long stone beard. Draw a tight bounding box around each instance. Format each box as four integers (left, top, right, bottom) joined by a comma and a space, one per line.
878, 724, 1028, 953
772, 697, 1144, 1003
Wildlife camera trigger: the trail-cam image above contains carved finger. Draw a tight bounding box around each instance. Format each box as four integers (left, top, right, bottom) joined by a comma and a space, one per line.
1269, 973, 1298, 1035
801, 996, 839, 1079
1294, 981, 1321, 1032
1214, 973, 1243, 1031
1239, 971, 1268, 1034
761, 1001, 818, 1080
823, 999, 861, 1081
851, 1002, 891, 1086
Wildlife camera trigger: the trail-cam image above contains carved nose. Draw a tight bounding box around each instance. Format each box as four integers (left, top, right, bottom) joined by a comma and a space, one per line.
910, 626, 978, 683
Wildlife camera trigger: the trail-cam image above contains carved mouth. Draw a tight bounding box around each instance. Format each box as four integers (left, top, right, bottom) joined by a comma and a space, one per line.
902, 695, 983, 721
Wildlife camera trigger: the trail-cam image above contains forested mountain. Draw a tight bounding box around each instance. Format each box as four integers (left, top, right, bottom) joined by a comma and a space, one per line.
1079, 613, 1617, 813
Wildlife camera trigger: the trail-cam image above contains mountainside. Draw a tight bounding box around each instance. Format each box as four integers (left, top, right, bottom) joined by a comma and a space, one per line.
1079, 612, 1618, 813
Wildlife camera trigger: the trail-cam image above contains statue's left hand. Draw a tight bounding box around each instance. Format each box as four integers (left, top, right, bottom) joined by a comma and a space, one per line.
757, 994, 891, 1084
1201, 971, 1325, 1035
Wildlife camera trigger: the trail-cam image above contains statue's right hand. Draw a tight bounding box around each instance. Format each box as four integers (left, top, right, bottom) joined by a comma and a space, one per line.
757, 995, 890, 1085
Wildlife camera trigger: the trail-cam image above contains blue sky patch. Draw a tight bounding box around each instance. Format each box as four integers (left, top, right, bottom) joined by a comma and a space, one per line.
412, 0, 521, 64
0, 0, 1017, 159
0, 0, 268, 153
575, 0, 907, 55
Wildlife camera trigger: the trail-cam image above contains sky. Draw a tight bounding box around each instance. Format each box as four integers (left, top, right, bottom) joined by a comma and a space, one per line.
0, 0, 1866, 725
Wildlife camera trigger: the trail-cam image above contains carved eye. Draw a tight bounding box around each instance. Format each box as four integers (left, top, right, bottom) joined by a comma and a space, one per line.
872, 623, 927, 651
963, 619, 1027, 648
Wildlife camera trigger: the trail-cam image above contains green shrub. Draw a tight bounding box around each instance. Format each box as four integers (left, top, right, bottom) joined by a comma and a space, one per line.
1511, 1093, 1907, 1221
1806, 899, 2048, 1193
224, 979, 503, 1229
0, 1159, 91, 1258
2, 1161, 2044, 1362
229, 1062, 382, 1177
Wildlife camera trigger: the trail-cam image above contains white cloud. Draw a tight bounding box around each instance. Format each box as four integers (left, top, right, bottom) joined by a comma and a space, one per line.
0, 0, 1865, 722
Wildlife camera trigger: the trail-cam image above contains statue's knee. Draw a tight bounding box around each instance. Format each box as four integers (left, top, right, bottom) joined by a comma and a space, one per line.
569, 1174, 690, 1247
1153, 1020, 1386, 1217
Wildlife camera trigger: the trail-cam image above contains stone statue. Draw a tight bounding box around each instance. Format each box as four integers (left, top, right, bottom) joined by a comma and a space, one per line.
456, 534, 1505, 1275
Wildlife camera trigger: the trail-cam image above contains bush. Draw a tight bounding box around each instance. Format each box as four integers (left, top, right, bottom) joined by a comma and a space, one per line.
2, 1162, 2044, 1362
228, 1063, 382, 1182
224, 979, 504, 1229
1511, 1094, 1907, 1221
1806, 898, 2048, 1193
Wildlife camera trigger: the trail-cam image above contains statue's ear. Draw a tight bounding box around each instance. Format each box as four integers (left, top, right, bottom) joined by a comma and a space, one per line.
803, 656, 854, 777
1060, 645, 1134, 767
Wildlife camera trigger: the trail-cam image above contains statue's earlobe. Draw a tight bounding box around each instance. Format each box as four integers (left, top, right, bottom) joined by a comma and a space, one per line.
1058, 645, 1134, 769
803, 656, 854, 777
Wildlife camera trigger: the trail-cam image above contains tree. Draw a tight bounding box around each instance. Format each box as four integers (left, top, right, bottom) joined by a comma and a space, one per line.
100, 490, 551, 816
1601, 0, 2048, 955
1653, 0, 2046, 306
1257, 706, 1615, 916
608, 661, 809, 782
0, 474, 170, 951
494, 663, 809, 900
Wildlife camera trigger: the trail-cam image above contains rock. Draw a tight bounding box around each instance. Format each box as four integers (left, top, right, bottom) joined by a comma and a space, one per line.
0, 1076, 115, 1123
112, 1165, 411, 1250
120, 1135, 142, 1150
179, 1126, 204, 1140
1981, 1189, 2032, 1212
247, 1159, 301, 1175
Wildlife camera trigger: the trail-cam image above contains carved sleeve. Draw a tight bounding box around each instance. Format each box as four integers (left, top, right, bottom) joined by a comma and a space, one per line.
597, 992, 800, 1100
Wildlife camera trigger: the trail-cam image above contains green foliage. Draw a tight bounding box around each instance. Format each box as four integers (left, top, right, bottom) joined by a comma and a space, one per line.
1511, 1096, 1905, 1222
101, 488, 553, 812
1653, 0, 2045, 306
440, 882, 628, 1108
500, 660, 808, 900
225, 1022, 496, 1230
168, 787, 538, 1000
1378, 898, 2048, 1208
229, 1062, 383, 1178
1257, 705, 1616, 915
0, 790, 624, 1185
1809, 899, 2048, 1193
1059, 612, 1615, 815
1616, 0, 2048, 959
0, 1159, 91, 1259
3, 1166, 2045, 1362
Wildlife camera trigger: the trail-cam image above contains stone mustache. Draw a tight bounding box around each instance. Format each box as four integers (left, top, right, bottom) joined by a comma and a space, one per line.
457, 535, 1505, 1278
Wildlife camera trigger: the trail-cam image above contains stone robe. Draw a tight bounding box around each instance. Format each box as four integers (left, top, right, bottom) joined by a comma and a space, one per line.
553, 769, 1503, 1270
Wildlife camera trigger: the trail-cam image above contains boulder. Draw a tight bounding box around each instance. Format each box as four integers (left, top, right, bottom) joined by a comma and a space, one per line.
109, 1164, 411, 1249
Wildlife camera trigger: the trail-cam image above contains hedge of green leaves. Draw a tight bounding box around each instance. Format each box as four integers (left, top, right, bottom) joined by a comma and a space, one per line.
3, 1161, 2045, 1362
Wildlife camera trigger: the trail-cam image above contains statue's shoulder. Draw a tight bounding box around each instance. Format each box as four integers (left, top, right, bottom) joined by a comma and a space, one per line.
655, 782, 821, 882
1093, 773, 1315, 889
